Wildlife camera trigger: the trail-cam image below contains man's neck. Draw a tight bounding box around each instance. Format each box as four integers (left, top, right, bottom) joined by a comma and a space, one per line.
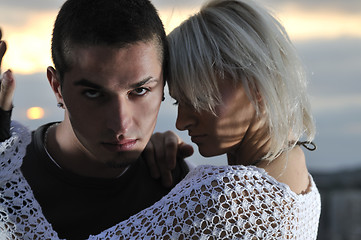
45, 120, 128, 179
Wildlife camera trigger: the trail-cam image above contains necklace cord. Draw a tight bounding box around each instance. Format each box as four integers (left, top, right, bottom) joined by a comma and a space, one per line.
296, 141, 317, 151
251, 141, 317, 166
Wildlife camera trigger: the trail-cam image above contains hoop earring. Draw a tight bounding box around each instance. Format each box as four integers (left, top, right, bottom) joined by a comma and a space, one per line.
57, 102, 64, 108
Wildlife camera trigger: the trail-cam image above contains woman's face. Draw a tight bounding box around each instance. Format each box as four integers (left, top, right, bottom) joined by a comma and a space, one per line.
175, 79, 257, 157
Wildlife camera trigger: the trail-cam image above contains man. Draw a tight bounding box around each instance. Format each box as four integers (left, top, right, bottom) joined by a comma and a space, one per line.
0, 0, 191, 239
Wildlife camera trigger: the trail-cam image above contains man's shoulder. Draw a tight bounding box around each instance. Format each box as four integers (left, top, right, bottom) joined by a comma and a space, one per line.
31, 122, 59, 144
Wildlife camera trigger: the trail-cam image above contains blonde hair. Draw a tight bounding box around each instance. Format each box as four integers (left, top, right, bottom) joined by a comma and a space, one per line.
167, 0, 315, 161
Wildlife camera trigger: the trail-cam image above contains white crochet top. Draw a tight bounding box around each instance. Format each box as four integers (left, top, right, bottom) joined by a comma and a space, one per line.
0, 122, 321, 239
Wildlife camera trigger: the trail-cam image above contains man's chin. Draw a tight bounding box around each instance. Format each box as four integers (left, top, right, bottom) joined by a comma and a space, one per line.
105, 158, 138, 169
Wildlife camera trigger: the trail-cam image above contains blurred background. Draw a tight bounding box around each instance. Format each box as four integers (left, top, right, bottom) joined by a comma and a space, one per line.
1, 1, 361, 238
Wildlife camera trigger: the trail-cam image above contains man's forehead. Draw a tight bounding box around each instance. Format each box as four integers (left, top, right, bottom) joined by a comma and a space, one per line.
68, 39, 163, 63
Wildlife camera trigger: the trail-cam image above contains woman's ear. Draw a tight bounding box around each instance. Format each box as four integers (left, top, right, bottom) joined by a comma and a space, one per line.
255, 89, 262, 103
47, 67, 64, 106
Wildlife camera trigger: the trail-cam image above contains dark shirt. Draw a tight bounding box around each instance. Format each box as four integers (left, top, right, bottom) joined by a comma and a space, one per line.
20, 123, 189, 239
0, 108, 11, 141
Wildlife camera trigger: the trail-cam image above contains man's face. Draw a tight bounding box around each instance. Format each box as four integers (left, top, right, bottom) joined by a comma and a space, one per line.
60, 42, 163, 168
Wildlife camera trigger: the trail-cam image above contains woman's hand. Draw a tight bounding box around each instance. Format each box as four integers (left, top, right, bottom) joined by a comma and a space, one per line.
143, 131, 194, 187
0, 29, 15, 111
0, 28, 16, 141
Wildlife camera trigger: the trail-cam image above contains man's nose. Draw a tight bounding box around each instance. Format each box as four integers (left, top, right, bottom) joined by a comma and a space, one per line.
106, 96, 132, 136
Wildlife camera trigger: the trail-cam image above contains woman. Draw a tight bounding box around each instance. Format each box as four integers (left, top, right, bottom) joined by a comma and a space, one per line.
1, 0, 320, 239
168, 0, 316, 193
164, 0, 321, 238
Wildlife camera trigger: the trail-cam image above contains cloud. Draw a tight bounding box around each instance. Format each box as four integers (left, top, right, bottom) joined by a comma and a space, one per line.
153, 0, 205, 9
153, 0, 361, 40
311, 95, 361, 114
154, 0, 361, 13
295, 37, 361, 96
2, 0, 361, 16
1, 11, 55, 74
0, 0, 63, 11
265, 0, 361, 13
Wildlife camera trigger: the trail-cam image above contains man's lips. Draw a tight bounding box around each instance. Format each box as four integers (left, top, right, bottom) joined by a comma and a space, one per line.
101, 139, 137, 152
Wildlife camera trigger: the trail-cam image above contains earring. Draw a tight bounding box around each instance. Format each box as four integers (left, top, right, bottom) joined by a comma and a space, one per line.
57, 102, 64, 108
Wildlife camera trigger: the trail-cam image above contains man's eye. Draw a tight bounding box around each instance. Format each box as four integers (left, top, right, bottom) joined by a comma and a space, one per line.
131, 88, 149, 96
83, 90, 101, 99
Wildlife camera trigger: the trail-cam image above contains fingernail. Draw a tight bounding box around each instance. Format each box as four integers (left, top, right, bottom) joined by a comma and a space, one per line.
3, 70, 13, 84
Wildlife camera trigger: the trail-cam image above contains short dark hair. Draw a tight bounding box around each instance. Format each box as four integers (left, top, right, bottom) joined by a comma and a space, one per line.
51, 0, 168, 82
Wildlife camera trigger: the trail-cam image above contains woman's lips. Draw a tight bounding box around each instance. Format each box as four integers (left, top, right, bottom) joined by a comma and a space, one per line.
190, 134, 207, 144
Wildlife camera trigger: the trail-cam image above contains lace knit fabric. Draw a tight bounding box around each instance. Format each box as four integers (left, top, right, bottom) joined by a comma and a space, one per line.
1, 122, 321, 239
0, 122, 61, 239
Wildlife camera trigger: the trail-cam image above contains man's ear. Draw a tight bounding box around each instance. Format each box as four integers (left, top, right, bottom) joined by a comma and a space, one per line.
47, 67, 64, 106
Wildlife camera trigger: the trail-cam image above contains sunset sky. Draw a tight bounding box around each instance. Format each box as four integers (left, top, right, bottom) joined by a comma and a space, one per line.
1, 0, 360, 171
1, 0, 360, 73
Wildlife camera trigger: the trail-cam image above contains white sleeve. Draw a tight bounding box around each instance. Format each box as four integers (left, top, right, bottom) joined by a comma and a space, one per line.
89, 165, 319, 239
0, 121, 62, 240
88, 165, 288, 239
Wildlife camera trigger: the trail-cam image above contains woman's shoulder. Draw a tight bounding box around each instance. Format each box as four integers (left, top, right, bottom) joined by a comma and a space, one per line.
182, 164, 319, 201
185, 164, 281, 186
174, 164, 287, 202
90, 164, 321, 239
172, 164, 320, 235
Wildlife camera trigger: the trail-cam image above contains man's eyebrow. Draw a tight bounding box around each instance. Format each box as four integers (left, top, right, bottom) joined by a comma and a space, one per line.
130, 77, 159, 88
73, 77, 159, 89
74, 79, 102, 89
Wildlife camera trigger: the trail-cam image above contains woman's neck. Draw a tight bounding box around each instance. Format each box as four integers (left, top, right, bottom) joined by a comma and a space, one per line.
227, 117, 270, 166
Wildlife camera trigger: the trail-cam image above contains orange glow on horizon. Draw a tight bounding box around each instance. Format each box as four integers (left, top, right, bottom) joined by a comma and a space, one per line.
1, 6, 361, 74
2, 11, 57, 74
276, 6, 361, 41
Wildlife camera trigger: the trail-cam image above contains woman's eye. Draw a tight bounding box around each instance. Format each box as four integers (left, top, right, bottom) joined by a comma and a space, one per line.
131, 88, 149, 96
83, 90, 101, 99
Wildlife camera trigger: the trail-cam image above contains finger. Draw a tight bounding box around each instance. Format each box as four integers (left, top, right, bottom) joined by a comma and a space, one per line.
178, 143, 194, 159
143, 139, 160, 179
151, 132, 172, 185
160, 171, 173, 188
0, 69, 15, 111
150, 131, 177, 188
156, 131, 179, 187
0, 41, 7, 72
163, 131, 179, 170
